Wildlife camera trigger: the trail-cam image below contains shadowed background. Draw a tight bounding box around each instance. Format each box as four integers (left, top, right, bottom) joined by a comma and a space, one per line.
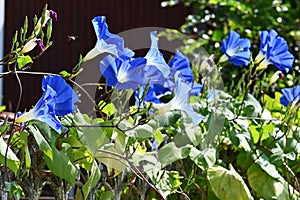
3, 0, 190, 112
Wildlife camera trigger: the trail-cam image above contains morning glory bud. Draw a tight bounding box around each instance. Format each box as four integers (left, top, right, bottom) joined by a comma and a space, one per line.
269, 70, 284, 85
21, 38, 45, 53
34, 10, 58, 35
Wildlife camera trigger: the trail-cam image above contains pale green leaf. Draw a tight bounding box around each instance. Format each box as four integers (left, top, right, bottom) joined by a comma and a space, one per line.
158, 142, 191, 167
131, 153, 161, 173
132, 124, 153, 139
247, 163, 289, 200
29, 125, 77, 185
254, 154, 281, 179
189, 147, 216, 170
244, 94, 262, 117
0, 138, 20, 175
207, 165, 253, 200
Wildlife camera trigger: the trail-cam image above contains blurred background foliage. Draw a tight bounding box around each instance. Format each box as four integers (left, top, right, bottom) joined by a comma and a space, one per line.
161, 0, 300, 96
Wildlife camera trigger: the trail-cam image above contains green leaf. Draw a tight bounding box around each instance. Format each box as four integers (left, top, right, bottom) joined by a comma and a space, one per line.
82, 159, 101, 199
237, 149, 253, 170
99, 101, 116, 117
262, 123, 273, 141
0, 137, 20, 175
29, 125, 77, 185
5, 181, 23, 200
131, 124, 153, 139
244, 94, 262, 117
207, 165, 253, 200
131, 153, 161, 172
82, 126, 110, 154
94, 148, 127, 173
262, 93, 284, 118
174, 118, 203, 147
31, 120, 58, 144
254, 154, 281, 179
247, 163, 289, 199
189, 147, 216, 170
63, 135, 93, 171
203, 113, 225, 148
73, 113, 111, 154
158, 142, 191, 167
147, 169, 182, 199
153, 129, 163, 146
59, 70, 71, 78
17, 55, 32, 69
249, 125, 260, 144
250, 117, 273, 144
19, 131, 31, 169
153, 111, 181, 127
96, 186, 114, 200
230, 123, 252, 152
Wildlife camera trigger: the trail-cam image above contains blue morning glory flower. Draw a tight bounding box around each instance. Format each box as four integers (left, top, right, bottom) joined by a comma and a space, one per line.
220, 31, 251, 67
169, 50, 194, 83
155, 72, 204, 126
100, 55, 147, 90
280, 85, 300, 107
16, 75, 79, 133
83, 16, 134, 61
42, 75, 80, 116
255, 29, 294, 73
143, 31, 171, 84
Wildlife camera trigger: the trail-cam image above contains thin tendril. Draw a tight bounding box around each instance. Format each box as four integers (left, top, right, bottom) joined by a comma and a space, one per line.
68, 79, 98, 109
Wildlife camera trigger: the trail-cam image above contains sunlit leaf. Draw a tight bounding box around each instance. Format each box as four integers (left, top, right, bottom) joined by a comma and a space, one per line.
29, 125, 77, 185
0, 138, 20, 175
82, 159, 101, 199
95, 148, 127, 176
247, 163, 289, 199
189, 147, 216, 170
147, 169, 182, 199
158, 142, 191, 167
207, 165, 253, 200
17, 55, 32, 69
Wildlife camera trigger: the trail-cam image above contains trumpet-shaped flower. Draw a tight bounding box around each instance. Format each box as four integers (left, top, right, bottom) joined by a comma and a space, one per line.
280, 85, 300, 108
41, 75, 80, 115
255, 29, 294, 73
169, 50, 193, 83
100, 55, 146, 90
83, 16, 134, 61
155, 72, 204, 126
143, 31, 171, 83
16, 75, 79, 133
220, 31, 251, 67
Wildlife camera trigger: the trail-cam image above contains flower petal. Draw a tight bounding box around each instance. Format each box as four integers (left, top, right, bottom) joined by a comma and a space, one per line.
169, 50, 193, 83
221, 31, 251, 67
